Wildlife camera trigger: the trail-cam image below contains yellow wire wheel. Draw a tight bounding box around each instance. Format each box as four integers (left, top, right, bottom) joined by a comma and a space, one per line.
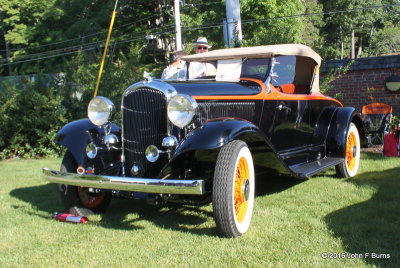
234, 157, 250, 223
336, 122, 360, 178
212, 140, 255, 238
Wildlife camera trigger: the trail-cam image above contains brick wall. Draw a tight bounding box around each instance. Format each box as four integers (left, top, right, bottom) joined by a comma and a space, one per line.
321, 55, 400, 115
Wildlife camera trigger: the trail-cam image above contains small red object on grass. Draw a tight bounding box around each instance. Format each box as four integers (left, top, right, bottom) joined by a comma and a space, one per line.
53, 212, 88, 223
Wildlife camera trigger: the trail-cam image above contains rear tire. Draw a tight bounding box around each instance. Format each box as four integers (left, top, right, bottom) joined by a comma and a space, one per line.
212, 140, 255, 238
336, 123, 361, 178
58, 151, 111, 214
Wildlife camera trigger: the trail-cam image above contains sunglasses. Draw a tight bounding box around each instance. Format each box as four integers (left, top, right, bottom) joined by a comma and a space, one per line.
196, 46, 208, 50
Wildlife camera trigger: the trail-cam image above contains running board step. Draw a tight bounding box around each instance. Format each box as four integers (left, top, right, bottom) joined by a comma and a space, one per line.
289, 157, 343, 178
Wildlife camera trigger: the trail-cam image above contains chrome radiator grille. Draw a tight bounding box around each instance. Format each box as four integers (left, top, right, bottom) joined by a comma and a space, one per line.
122, 87, 167, 177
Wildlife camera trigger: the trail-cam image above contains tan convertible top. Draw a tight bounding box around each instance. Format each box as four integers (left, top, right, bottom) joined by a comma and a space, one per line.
182, 44, 321, 65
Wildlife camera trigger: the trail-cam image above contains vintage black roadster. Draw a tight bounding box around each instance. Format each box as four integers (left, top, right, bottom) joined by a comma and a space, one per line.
43, 44, 364, 237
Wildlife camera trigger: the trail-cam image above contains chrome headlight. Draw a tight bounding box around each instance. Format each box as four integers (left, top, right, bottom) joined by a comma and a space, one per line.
167, 94, 198, 128
87, 96, 115, 126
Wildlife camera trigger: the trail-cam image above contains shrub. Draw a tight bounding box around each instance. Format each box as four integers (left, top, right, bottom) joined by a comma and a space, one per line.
0, 45, 165, 160
0, 76, 68, 159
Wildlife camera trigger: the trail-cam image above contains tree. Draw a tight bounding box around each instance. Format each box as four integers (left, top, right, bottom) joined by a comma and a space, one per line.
369, 23, 400, 56
240, 0, 306, 46
321, 0, 400, 60
299, 0, 325, 50
0, 0, 55, 75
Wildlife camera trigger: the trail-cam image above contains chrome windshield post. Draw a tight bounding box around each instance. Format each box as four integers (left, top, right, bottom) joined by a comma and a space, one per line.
265, 57, 278, 94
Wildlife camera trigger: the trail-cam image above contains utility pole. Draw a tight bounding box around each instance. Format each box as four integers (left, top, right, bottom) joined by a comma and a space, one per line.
174, 0, 182, 51
224, 0, 242, 48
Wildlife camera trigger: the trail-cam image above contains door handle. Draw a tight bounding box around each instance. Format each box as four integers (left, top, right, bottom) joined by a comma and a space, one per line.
277, 103, 291, 112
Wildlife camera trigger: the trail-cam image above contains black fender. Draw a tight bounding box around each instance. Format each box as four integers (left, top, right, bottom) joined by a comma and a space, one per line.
176, 118, 266, 153
326, 107, 364, 158
160, 118, 285, 191
312, 106, 339, 145
55, 119, 121, 166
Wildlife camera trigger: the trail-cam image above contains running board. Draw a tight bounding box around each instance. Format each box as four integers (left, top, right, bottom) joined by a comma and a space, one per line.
289, 157, 343, 178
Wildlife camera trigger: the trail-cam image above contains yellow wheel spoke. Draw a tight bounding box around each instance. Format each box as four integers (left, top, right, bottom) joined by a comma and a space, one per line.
236, 201, 248, 223
234, 157, 250, 223
346, 132, 357, 171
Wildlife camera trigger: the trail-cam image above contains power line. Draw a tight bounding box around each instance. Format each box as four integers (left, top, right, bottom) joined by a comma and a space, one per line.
181, 1, 221, 7
0, 26, 176, 67
0, 14, 161, 53
0, 24, 175, 65
241, 3, 400, 25
1, 3, 399, 67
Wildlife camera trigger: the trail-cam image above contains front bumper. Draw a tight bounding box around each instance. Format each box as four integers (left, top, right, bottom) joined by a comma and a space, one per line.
43, 168, 204, 195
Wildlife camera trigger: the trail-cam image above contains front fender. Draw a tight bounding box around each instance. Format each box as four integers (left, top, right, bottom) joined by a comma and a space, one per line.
55, 119, 121, 166
175, 118, 265, 154
159, 118, 271, 190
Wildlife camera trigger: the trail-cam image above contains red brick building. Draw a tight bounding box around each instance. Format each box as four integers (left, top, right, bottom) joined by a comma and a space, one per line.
321, 55, 400, 115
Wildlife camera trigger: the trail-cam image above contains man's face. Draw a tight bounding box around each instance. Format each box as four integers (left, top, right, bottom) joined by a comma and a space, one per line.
195, 46, 209, 54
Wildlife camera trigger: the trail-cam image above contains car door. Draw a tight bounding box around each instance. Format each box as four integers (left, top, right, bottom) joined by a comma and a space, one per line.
271, 99, 313, 152
269, 56, 315, 159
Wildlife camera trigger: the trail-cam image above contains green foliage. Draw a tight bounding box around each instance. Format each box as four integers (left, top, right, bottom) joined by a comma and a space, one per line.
60, 44, 165, 120
320, 60, 353, 94
180, 0, 226, 50
0, 0, 399, 158
241, 0, 305, 45
390, 115, 399, 132
369, 23, 400, 56
320, 0, 400, 59
0, 76, 67, 159
0, 41, 164, 160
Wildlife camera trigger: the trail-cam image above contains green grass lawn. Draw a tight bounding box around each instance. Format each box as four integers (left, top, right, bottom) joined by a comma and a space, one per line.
1, 153, 399, 268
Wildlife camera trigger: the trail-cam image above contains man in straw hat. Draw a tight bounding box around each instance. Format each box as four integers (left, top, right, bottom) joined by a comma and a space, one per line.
193, 37, 212, 54
189, 37, 216, 78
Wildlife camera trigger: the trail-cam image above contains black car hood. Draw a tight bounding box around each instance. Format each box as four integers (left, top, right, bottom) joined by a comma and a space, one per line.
168, 80, 262, 96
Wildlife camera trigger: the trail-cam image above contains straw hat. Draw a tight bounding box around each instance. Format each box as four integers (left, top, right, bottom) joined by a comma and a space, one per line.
193, 37, 212, 48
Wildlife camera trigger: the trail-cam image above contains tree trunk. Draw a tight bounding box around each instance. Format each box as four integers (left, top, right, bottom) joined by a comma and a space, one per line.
368, 26, 374, 56
340, 25, 344, 60
351, 29, 355, 59
357, 36, 363, 58
2, 28, 12, 75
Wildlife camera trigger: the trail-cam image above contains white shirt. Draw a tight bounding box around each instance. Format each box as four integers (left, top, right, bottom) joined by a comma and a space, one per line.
188, 62, 217, 78
161, 63, 187, 80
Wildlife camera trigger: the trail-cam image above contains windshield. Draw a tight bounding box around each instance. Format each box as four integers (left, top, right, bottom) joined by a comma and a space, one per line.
187, 58, 271, 81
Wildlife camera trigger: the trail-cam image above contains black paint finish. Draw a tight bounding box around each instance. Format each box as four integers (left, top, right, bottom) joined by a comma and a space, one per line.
169, 80, 262, 96
55, 119, 121, 166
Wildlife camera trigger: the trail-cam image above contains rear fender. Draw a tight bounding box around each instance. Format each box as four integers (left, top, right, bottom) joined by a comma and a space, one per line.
55, 119, 121, 166
326, 108, 364, 157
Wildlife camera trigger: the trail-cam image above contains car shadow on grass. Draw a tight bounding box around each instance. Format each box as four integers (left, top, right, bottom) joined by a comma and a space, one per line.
255, 167, 307, 196
10, 167, 305, 237
324, 164, 400, 268
9, 183, 216, 235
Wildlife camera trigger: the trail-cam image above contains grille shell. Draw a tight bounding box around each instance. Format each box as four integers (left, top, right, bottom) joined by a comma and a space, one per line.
122, 87, 168, 177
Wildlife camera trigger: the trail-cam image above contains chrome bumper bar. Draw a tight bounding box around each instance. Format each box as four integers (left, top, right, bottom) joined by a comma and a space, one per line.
43, 168, 204, 195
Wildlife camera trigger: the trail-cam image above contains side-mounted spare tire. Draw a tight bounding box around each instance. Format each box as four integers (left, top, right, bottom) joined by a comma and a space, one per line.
58, 151, 111, 214
212, 140, 255, 238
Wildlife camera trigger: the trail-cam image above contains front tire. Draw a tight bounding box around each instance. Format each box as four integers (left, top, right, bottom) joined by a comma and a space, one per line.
336, 123, 361, 178
212, 140, 255, 238
58, 151, 111, 214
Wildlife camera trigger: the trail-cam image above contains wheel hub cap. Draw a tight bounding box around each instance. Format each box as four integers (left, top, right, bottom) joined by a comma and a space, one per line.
352, 145, 357, 158
242, 179, 250, 201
